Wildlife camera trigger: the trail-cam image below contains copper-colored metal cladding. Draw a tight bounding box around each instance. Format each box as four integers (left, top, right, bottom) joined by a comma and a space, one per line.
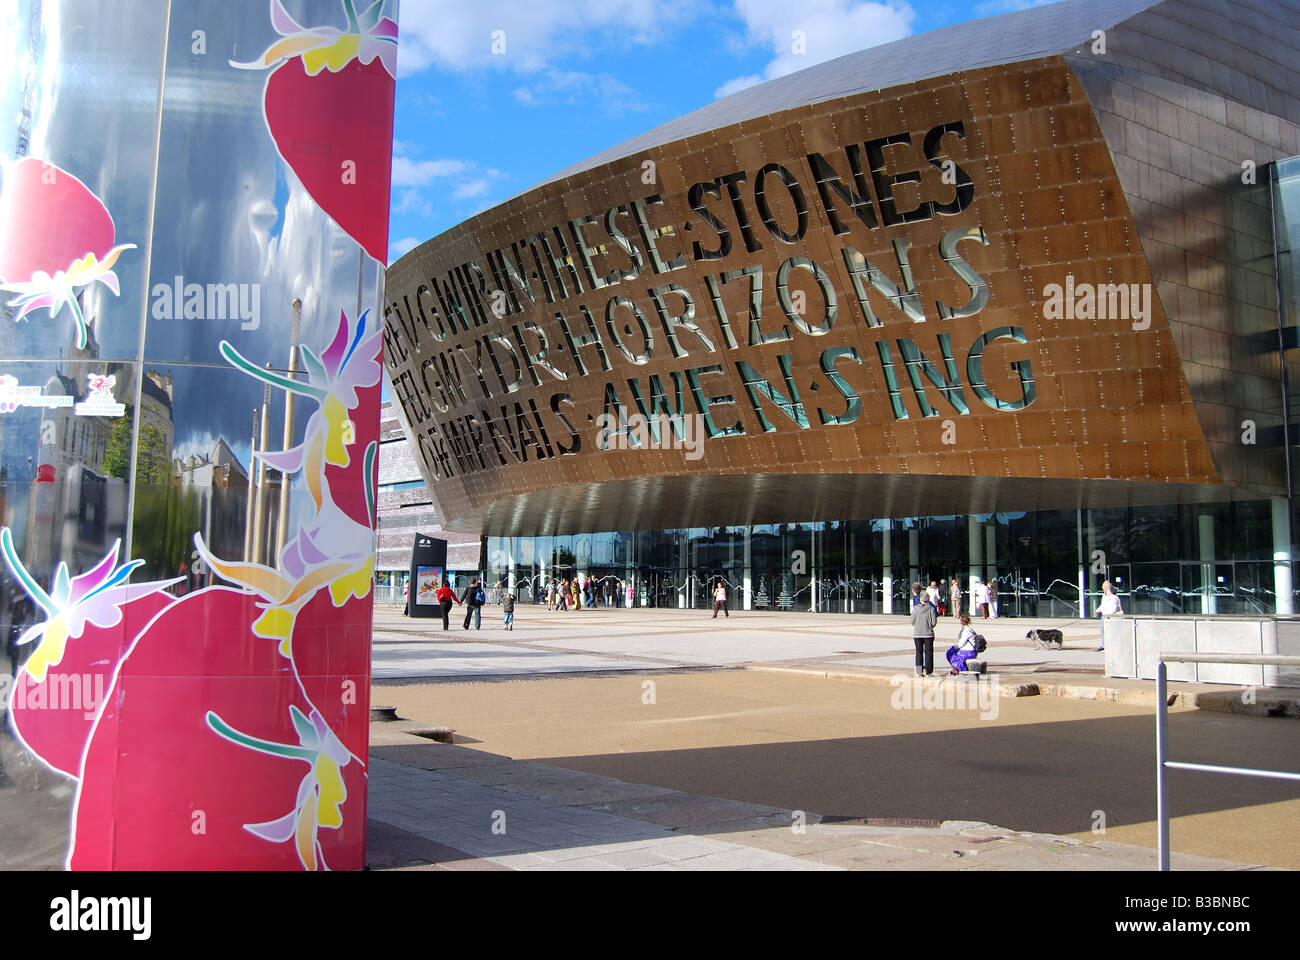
384, 29, 1294, 536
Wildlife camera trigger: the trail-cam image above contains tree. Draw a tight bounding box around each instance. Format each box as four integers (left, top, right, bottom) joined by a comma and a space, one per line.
101, 404, 192, 578
102, 408, 172, 486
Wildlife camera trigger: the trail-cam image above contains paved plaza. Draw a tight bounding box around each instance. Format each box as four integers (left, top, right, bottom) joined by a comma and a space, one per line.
364, 605, 1300, 871
373, 604, 1108, 678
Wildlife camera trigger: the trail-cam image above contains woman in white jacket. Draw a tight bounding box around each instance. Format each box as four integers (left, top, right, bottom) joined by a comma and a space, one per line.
1096, 580, 1123, 650
946, 615, 980, 673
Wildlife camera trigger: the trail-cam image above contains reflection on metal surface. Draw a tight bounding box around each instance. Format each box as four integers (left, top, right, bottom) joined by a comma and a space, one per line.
0, 0, 395, 869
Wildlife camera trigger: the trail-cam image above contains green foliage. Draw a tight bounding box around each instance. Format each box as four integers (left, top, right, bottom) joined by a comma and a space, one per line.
100, 407, 171, 486
101, 404, 191, 577
101, 414, 133, 481
132, 481, 201, 580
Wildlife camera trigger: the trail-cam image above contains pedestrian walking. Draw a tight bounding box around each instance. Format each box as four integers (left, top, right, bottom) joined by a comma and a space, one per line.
625, 580, 634, 608
712, 580, 729, 618
911, 583, 937, 676
435, 579, 460, 632
463, 577, 485, 630
987, 578, 999, 619
1095, 579, 1122, 651
949, 578, 963, 618
501, 590, 515, 631
974, 579, 989, 618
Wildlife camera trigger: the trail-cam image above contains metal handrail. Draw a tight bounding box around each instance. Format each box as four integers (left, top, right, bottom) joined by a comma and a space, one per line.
1155, 652, 1300, 870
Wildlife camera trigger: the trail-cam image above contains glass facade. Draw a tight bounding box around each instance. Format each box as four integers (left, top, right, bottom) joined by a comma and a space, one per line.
488, 499, 1297, 617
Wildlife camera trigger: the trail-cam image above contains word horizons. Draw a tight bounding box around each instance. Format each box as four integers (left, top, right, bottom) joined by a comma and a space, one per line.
0, 672, 106, 720
150, 277, 260, 330
889, 673, 1000, 720
595, 411, 705, 460
50, 891, 151, 940
384, 117, 1066, 480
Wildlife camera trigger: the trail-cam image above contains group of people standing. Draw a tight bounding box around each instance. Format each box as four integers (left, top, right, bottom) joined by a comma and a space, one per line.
910, 581, 983, 676
546, 576, 631, 611
914, 578, 999, 619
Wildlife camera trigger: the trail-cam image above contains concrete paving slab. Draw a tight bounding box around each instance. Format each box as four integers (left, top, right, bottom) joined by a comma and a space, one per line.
367, 606, 1296, 871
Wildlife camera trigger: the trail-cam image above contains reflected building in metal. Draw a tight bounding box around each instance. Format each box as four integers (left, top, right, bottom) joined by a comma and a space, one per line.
1, 0, 397, 869
385, 0, 1300, 617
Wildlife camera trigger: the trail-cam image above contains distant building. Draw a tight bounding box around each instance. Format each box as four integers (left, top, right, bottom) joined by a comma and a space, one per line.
376, 400, 481, 594
176, 436, 250, 575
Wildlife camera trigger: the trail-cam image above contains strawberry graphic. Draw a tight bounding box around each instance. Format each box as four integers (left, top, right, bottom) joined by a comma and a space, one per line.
0, 157, 135, 349
233, 0, 398, 265
70, 587, 368, 870
0, 531, 181, 780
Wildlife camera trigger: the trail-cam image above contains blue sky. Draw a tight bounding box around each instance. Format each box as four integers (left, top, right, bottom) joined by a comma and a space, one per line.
386, 0, 1054, 261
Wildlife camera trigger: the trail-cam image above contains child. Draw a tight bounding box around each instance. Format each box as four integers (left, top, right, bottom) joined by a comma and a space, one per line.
501, 591, 515, 631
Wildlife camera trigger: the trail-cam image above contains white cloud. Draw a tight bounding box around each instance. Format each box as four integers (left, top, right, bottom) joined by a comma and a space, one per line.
389, 167, 508, 224
714, 73, 763, 99
396, 0, 699, 75
513, 69, 651, 114
452, 179, 491, 200
393, 187, 432, 217
391, 156, 469, 187
715, 0, 916, 99
389, 236, 422, 260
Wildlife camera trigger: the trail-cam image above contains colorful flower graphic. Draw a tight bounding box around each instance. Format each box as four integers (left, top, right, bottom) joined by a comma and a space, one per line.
206, 705, 356, 871
0, 157, 135, 349
0, 528, 180, 685
232, 0, 398, 263
194, 442, 377, 649
193, 308, 379, 648
219, 308, 381, 511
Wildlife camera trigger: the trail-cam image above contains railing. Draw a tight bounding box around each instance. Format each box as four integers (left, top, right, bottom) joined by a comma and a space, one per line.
1155, 652, 1300, 870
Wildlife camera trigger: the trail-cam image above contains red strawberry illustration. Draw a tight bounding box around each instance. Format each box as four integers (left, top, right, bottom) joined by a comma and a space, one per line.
0, 531, 181, 780
9, 591, 173, 780
0, 156, 135, 349
70, 587, 368, 870
233, 0, 398, 264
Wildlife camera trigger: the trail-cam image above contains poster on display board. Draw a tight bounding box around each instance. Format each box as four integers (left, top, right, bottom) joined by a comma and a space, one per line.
415, 565, 443, 606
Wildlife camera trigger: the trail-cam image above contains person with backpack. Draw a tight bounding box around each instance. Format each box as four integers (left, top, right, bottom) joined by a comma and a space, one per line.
946, 615, 984, 673
501, 590, 515, 631
463, 577, 486, 630
911, 584, 938, 677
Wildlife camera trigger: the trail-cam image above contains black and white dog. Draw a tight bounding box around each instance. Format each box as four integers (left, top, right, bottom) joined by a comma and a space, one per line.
1026, 628, 1064, 650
